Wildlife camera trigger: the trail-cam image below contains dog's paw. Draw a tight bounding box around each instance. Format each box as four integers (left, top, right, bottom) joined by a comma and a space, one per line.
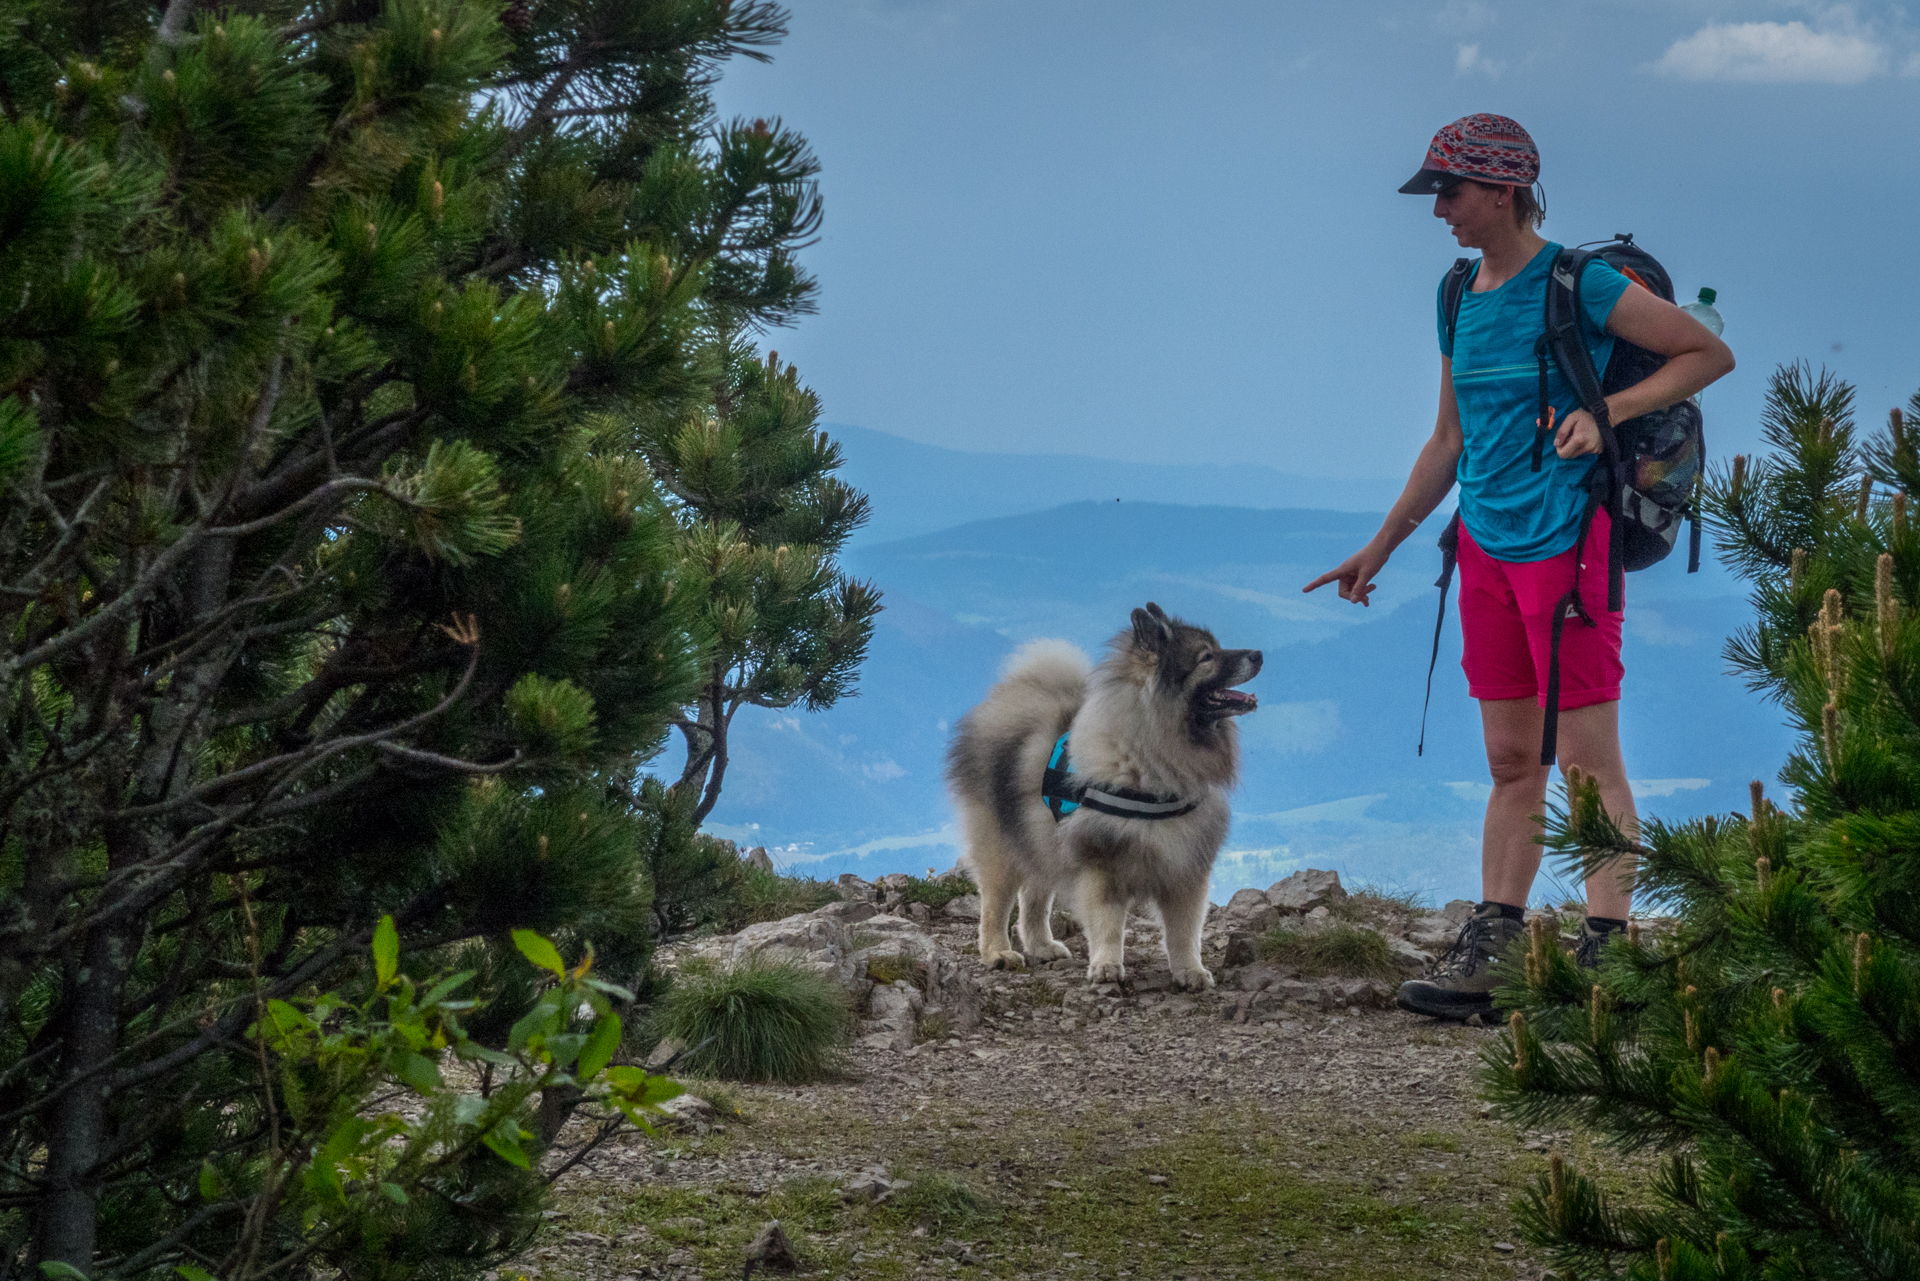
1170, 965, 1215, 993
1087, 961, 1127, 985
1033, 941, 1073, 961
983, 948, 1028, 971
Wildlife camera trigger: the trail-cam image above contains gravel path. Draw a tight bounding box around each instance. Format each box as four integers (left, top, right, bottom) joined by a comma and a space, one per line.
511, 917, 1586, 1281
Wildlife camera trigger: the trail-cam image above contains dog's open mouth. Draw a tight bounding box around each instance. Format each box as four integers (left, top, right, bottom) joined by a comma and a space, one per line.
1199, 687, 1258, 717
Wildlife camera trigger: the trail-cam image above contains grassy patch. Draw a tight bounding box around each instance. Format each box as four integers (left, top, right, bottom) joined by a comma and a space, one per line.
894, 872, 976, 911
875, 1167, 996, 1234
539, 1107, 1546, 1281
706, 864, 839, 933
1403, 1128, 1463, 1153
1259, 921, 1403, 980
1331, 881, 1432, 924
653, 957, 852, 1083
863, 952, 924, 988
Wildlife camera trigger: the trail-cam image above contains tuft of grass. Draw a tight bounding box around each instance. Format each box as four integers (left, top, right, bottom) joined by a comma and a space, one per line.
876, 1168, 995, 1234
916, 1010, 953, 1043
894, 873, 975, 911
692, 1083, 747, 1122
1258, 921, 1403, 980
1330, 881, 1431, 924
707, 864, 839, 933
864, 953, 924, 988
655, 957, 852, 1083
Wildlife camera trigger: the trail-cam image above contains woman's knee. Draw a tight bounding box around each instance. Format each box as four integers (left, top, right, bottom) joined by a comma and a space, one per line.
1486, 746, 1548, 789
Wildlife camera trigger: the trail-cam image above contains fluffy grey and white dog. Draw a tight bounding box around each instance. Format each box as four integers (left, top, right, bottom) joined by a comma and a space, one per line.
944, 603, 1261, 990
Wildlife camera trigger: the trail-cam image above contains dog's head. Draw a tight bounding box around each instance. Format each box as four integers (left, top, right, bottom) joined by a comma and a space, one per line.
1127, 602, 1261, 729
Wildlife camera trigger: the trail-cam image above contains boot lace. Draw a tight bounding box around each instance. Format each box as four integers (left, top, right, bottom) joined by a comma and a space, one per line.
1434, 914, 1495, 980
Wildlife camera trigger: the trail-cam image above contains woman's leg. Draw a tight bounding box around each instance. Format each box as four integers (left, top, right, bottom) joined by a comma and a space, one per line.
1479, 697, 1552, 906
1553, 699, 1637, 919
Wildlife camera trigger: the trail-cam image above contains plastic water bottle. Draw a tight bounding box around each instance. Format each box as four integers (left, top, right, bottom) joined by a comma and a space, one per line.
1682, 286, 1723, 337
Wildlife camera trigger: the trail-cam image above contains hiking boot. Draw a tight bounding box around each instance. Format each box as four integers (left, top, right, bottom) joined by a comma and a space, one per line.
1396, 903, 1525, 1020
1574, 918, 1624, 970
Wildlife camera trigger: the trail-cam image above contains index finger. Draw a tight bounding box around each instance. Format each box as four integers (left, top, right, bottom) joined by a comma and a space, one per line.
1302, 569, 1343, 593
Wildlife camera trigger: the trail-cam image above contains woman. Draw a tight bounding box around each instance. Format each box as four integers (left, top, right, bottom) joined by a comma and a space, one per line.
1304, 114, 1734, 1020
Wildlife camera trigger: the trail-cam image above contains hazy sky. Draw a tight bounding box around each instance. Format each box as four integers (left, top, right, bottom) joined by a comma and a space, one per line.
713, 1, 1920, 481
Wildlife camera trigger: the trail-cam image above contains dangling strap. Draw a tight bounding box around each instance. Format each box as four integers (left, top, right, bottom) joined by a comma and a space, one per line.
1686, 474, 1703, 574
1419, 512, 1463, 757
1532, 335, 1553, 473
1541, 487, 1604, 766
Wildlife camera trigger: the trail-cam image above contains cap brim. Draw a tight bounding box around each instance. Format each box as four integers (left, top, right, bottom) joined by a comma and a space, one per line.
1398, 168, 1461, 195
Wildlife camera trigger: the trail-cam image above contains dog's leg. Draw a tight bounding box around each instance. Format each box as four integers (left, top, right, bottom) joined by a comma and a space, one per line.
1016, 885, 1072, 961
973, 856, 1026, 971
1159, 877, 1214, 992
1079, 871, 1129, 985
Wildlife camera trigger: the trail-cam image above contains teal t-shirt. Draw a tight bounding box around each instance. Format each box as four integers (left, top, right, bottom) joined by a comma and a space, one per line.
1438, 243, 1631, 562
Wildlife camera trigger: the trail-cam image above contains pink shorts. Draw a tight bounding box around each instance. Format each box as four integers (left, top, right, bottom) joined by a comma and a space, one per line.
1457, 510, 1622, 709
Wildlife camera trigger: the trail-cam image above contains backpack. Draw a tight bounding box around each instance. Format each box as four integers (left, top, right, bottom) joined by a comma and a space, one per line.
1418, 234, 1705, 765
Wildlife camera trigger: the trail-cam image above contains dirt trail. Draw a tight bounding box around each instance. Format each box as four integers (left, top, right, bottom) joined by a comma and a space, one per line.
511, 914, 1589, 1281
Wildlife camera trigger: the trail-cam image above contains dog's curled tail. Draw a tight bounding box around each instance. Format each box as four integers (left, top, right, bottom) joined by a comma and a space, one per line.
997, 638, 1091, 700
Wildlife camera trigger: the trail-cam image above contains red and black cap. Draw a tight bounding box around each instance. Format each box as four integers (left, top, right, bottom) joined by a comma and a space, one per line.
1399, 113, 1539, 195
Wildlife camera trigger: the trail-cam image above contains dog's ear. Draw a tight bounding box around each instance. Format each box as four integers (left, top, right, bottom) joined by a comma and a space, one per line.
1131, 605, 1172, 652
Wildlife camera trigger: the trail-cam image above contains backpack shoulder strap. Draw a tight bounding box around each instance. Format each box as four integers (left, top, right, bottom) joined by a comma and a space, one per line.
1542, 249, 1610, 427
1441, 258, 1473, 351
1543, 247, 1627, 613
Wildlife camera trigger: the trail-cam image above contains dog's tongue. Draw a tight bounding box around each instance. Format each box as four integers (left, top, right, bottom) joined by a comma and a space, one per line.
1209, 688, 1258, 714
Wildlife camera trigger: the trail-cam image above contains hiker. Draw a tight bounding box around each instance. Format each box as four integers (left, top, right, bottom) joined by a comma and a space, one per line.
1303, 114, 1734, 1020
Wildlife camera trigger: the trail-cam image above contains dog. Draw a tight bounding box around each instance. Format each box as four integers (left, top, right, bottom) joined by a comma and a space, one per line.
945, 602, 1261, 990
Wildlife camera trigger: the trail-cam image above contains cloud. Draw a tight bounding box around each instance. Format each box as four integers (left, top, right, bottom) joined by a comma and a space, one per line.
1435, 0, 1496, 33
1904, 50, 1920, 77
1651, 20, 1888, 83
1455, 42, 1504, 77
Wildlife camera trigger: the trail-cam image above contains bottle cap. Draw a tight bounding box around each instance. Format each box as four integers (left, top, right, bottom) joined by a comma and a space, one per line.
1697, 287, 1717, 306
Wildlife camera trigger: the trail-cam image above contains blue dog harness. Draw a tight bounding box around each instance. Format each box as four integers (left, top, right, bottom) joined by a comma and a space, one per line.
1041, 732, 1199, 822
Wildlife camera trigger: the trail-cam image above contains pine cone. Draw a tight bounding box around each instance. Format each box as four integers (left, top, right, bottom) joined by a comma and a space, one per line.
500, 0, 531, 32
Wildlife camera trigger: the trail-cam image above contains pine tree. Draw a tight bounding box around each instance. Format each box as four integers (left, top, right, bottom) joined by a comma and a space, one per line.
644, 338, 880, 824
0, 0, 843, 1273
1482, 365, 1920, 1281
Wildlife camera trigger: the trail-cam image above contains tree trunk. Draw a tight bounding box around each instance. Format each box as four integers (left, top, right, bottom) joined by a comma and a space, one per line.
35, 919, 136, 1268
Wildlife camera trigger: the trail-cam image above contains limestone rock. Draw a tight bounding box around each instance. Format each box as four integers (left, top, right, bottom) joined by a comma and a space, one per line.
1407, 914, 1460, 958
1267, 869, 1347, 913
654, 1092, 719, 1135
836, 873, 875, 902
839, 1165, 911, 1203
743, 1219, 798, 1273
644, 1036, 687, 1071
1221, 886, 1279, 935
1441, 898, 1476, 925
1383, 934, 1431, 975
942, 893, 982, 920
745, 846, 775, 873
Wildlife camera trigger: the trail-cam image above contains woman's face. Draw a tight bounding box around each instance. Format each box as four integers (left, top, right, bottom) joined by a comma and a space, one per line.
1432, 180, 1513, 249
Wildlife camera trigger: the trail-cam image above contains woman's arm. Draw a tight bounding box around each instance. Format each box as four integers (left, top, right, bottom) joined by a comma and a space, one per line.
1304, 358, 1464, 606
1554, 283, 1735, 458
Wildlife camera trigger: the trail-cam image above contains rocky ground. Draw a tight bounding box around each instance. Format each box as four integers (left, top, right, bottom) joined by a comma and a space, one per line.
499, 873, 1629, 1281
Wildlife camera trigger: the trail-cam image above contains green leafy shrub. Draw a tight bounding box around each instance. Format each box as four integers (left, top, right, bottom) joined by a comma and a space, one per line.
656, 958, 852, 1083
1257, 922, 1401, 980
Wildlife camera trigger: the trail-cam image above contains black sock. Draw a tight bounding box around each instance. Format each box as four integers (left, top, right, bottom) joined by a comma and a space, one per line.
1479, 900, 1526, 921
1585, 915, 1628, 935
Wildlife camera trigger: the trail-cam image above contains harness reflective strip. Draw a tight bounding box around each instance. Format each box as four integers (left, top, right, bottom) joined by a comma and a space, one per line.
1078, 789, 1199, 818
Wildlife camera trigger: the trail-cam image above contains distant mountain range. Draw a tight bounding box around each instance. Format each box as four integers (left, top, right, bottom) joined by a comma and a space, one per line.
702, 433, 1797, 904
827, 423, 1403, 545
